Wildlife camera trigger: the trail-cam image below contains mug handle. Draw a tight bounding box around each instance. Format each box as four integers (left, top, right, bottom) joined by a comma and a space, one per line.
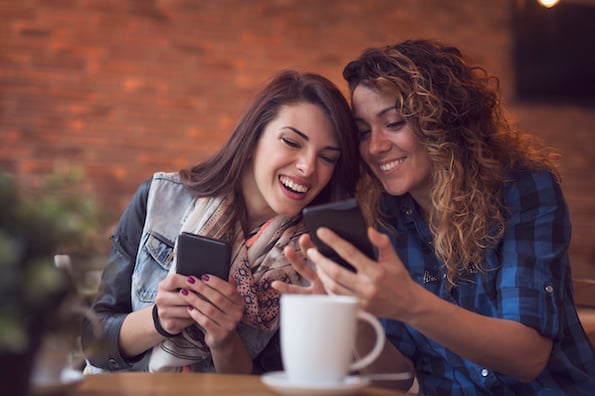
349, 310, 386, 372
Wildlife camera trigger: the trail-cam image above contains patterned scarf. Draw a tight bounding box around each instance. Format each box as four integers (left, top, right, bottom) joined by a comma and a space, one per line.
148, 195, 306, 372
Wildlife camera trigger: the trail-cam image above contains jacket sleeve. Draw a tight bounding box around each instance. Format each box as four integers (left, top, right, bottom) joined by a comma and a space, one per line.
81, 178, 151, 371
81, 176, 285, 373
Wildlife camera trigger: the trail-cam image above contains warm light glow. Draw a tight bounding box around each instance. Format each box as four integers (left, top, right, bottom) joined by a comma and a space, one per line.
538, 0, 561, 7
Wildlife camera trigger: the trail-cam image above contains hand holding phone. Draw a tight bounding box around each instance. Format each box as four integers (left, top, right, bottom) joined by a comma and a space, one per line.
176, 232, 231, 280
301, 199, 377, 272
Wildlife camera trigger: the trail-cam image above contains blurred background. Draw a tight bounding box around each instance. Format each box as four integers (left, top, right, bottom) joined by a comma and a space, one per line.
1, 0, 594, 279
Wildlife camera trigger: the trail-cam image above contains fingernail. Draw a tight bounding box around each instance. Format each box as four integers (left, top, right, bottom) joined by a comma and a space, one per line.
187, 276, 196, 284
201, 274, 209, 282
188, 305, 194, 311
180, 288, 188, 296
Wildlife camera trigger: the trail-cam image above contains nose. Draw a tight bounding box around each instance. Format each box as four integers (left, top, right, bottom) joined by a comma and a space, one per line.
368, 129, 391, 155
296, 151, 316, 176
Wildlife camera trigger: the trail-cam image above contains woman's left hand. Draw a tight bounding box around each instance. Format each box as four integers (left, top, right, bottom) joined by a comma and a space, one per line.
179, 274, 245, 349
272, 233, 327, 295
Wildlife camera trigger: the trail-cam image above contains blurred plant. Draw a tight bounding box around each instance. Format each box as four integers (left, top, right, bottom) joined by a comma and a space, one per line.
0, 166, 103, 354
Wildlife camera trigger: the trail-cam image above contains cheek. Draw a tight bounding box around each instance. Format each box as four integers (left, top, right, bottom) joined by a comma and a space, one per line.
359, 142, 371, 163
318, 165, 335, 187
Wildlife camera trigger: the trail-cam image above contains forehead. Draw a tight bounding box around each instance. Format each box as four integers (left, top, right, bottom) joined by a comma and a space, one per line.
352, 86, 397, 119
275, 102, 324, 119
268, 102, 337, 142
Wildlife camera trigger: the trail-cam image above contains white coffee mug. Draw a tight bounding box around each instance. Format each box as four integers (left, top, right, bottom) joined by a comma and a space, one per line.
280, 294, 385, 385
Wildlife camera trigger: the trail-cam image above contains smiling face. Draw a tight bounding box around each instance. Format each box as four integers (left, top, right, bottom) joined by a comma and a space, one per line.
242, 102, 340, 227
353, 85, 433, 208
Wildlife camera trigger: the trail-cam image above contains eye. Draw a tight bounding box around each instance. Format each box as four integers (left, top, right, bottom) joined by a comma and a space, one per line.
281, 137, 301, 148
387, 120, 406, 130
319, 153, 339, 166
358, 129, 371, 141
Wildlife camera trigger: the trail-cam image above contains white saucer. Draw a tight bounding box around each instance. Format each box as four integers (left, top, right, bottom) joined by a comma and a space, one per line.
261, 371, 370, 395
31, 368, 84, 396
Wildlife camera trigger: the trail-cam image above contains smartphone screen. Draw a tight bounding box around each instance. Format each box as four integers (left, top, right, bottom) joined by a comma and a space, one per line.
176, 232, 231, 280
301, 199, 376, 272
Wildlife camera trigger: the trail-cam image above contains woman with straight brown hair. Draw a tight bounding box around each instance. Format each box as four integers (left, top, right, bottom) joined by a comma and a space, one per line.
82, 70, 360, 374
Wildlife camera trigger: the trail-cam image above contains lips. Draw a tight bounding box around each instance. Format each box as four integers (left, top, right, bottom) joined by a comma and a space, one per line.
279, 175, 310, 194
378, 157, 405, 172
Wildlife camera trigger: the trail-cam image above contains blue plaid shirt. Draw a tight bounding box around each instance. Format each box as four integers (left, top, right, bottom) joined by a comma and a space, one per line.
380, 170, 595, 395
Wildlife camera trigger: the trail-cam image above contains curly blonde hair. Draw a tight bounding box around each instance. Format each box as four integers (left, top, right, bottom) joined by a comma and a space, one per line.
344, 40, 560, 287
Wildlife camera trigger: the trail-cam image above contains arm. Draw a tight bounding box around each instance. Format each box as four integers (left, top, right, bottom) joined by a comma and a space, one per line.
312, 224, 554, 382
82, 178, 196, 367
81, 178, 152, 370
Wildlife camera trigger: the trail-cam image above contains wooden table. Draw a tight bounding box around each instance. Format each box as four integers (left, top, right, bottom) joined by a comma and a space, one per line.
70, 372, 407, 395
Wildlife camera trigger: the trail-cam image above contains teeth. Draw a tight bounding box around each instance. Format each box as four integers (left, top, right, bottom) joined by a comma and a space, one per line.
280, 176, 309, 193
379, 158, 405, 172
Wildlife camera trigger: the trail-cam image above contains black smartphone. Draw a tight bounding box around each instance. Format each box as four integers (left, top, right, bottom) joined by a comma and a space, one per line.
301, 198, 377, 272
176, 232, 231, 280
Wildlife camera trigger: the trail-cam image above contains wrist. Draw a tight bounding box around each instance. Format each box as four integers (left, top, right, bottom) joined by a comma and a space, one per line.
152, 304, 182, 338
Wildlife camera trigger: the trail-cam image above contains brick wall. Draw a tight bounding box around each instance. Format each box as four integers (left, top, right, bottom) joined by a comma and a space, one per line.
1, 0, 594, 278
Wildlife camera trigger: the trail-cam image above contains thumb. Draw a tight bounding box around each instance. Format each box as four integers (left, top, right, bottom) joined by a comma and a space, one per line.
368, 228, 396, 261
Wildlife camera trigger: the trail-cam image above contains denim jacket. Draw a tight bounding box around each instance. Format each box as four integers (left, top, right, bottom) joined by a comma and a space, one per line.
82, 172, 282, 373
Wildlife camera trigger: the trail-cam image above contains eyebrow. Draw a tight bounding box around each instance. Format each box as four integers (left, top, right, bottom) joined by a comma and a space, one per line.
354, 105, 396, 123
284, 126, 341, 152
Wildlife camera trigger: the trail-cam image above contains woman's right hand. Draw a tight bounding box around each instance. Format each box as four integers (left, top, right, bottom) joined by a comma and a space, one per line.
272, 233, 327, 295
153, 274, 196, 336
309, 227, 420, 320
118, 273, 194, 358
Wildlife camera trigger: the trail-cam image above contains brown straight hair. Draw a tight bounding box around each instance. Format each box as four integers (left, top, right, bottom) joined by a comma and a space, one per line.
180, 70, 359, 234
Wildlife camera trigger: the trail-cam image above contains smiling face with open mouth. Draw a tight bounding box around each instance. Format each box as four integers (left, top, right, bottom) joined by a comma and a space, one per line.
352, 85, 433, 207
242, 102, 340, 228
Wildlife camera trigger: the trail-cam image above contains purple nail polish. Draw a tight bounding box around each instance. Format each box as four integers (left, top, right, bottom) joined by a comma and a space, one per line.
188, 305, 194, 311
180, 288, 188, 296
187, 276, 196, 284
201, 274, 210, 281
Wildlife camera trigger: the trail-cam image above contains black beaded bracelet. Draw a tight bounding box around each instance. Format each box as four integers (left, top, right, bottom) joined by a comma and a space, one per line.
152, 304, 181, 338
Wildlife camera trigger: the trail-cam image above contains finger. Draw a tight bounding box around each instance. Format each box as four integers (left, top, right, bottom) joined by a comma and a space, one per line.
316, 261, 355, 296
306, 247, 355, 296
154, 302, 194, 334
186, 303, 224, 330
368, 228, 402, 266
315, 227, 373, 273
182, 277, 244, 320
298, 233, 316, 252
271, 280, 312, 294
157, 273, 190, 294
185, 275, 243, 306
181, 288, 238, 328
187, 305, 239, 348
284, 245, 317, 282
183, 287, 243, 334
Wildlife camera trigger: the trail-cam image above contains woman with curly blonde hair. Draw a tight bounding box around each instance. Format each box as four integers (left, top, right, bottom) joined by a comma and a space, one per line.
274, 40, 595, 394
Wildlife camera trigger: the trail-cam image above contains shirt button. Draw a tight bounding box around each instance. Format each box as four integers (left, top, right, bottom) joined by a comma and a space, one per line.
108, 358, 121, 370
544, 284, 554, 293
481, 368, 489, 377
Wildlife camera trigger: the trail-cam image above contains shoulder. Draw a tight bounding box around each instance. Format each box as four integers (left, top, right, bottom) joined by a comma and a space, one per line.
151, 171, 184, 186
143, 171, 194, 215
503, 169, 563, 205
502, 170, 569, 232
148, 171, 191, 197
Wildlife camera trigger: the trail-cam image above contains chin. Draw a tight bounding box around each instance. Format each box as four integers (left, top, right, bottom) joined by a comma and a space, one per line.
271, 203, 302, 218
383, 183, 407, 197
